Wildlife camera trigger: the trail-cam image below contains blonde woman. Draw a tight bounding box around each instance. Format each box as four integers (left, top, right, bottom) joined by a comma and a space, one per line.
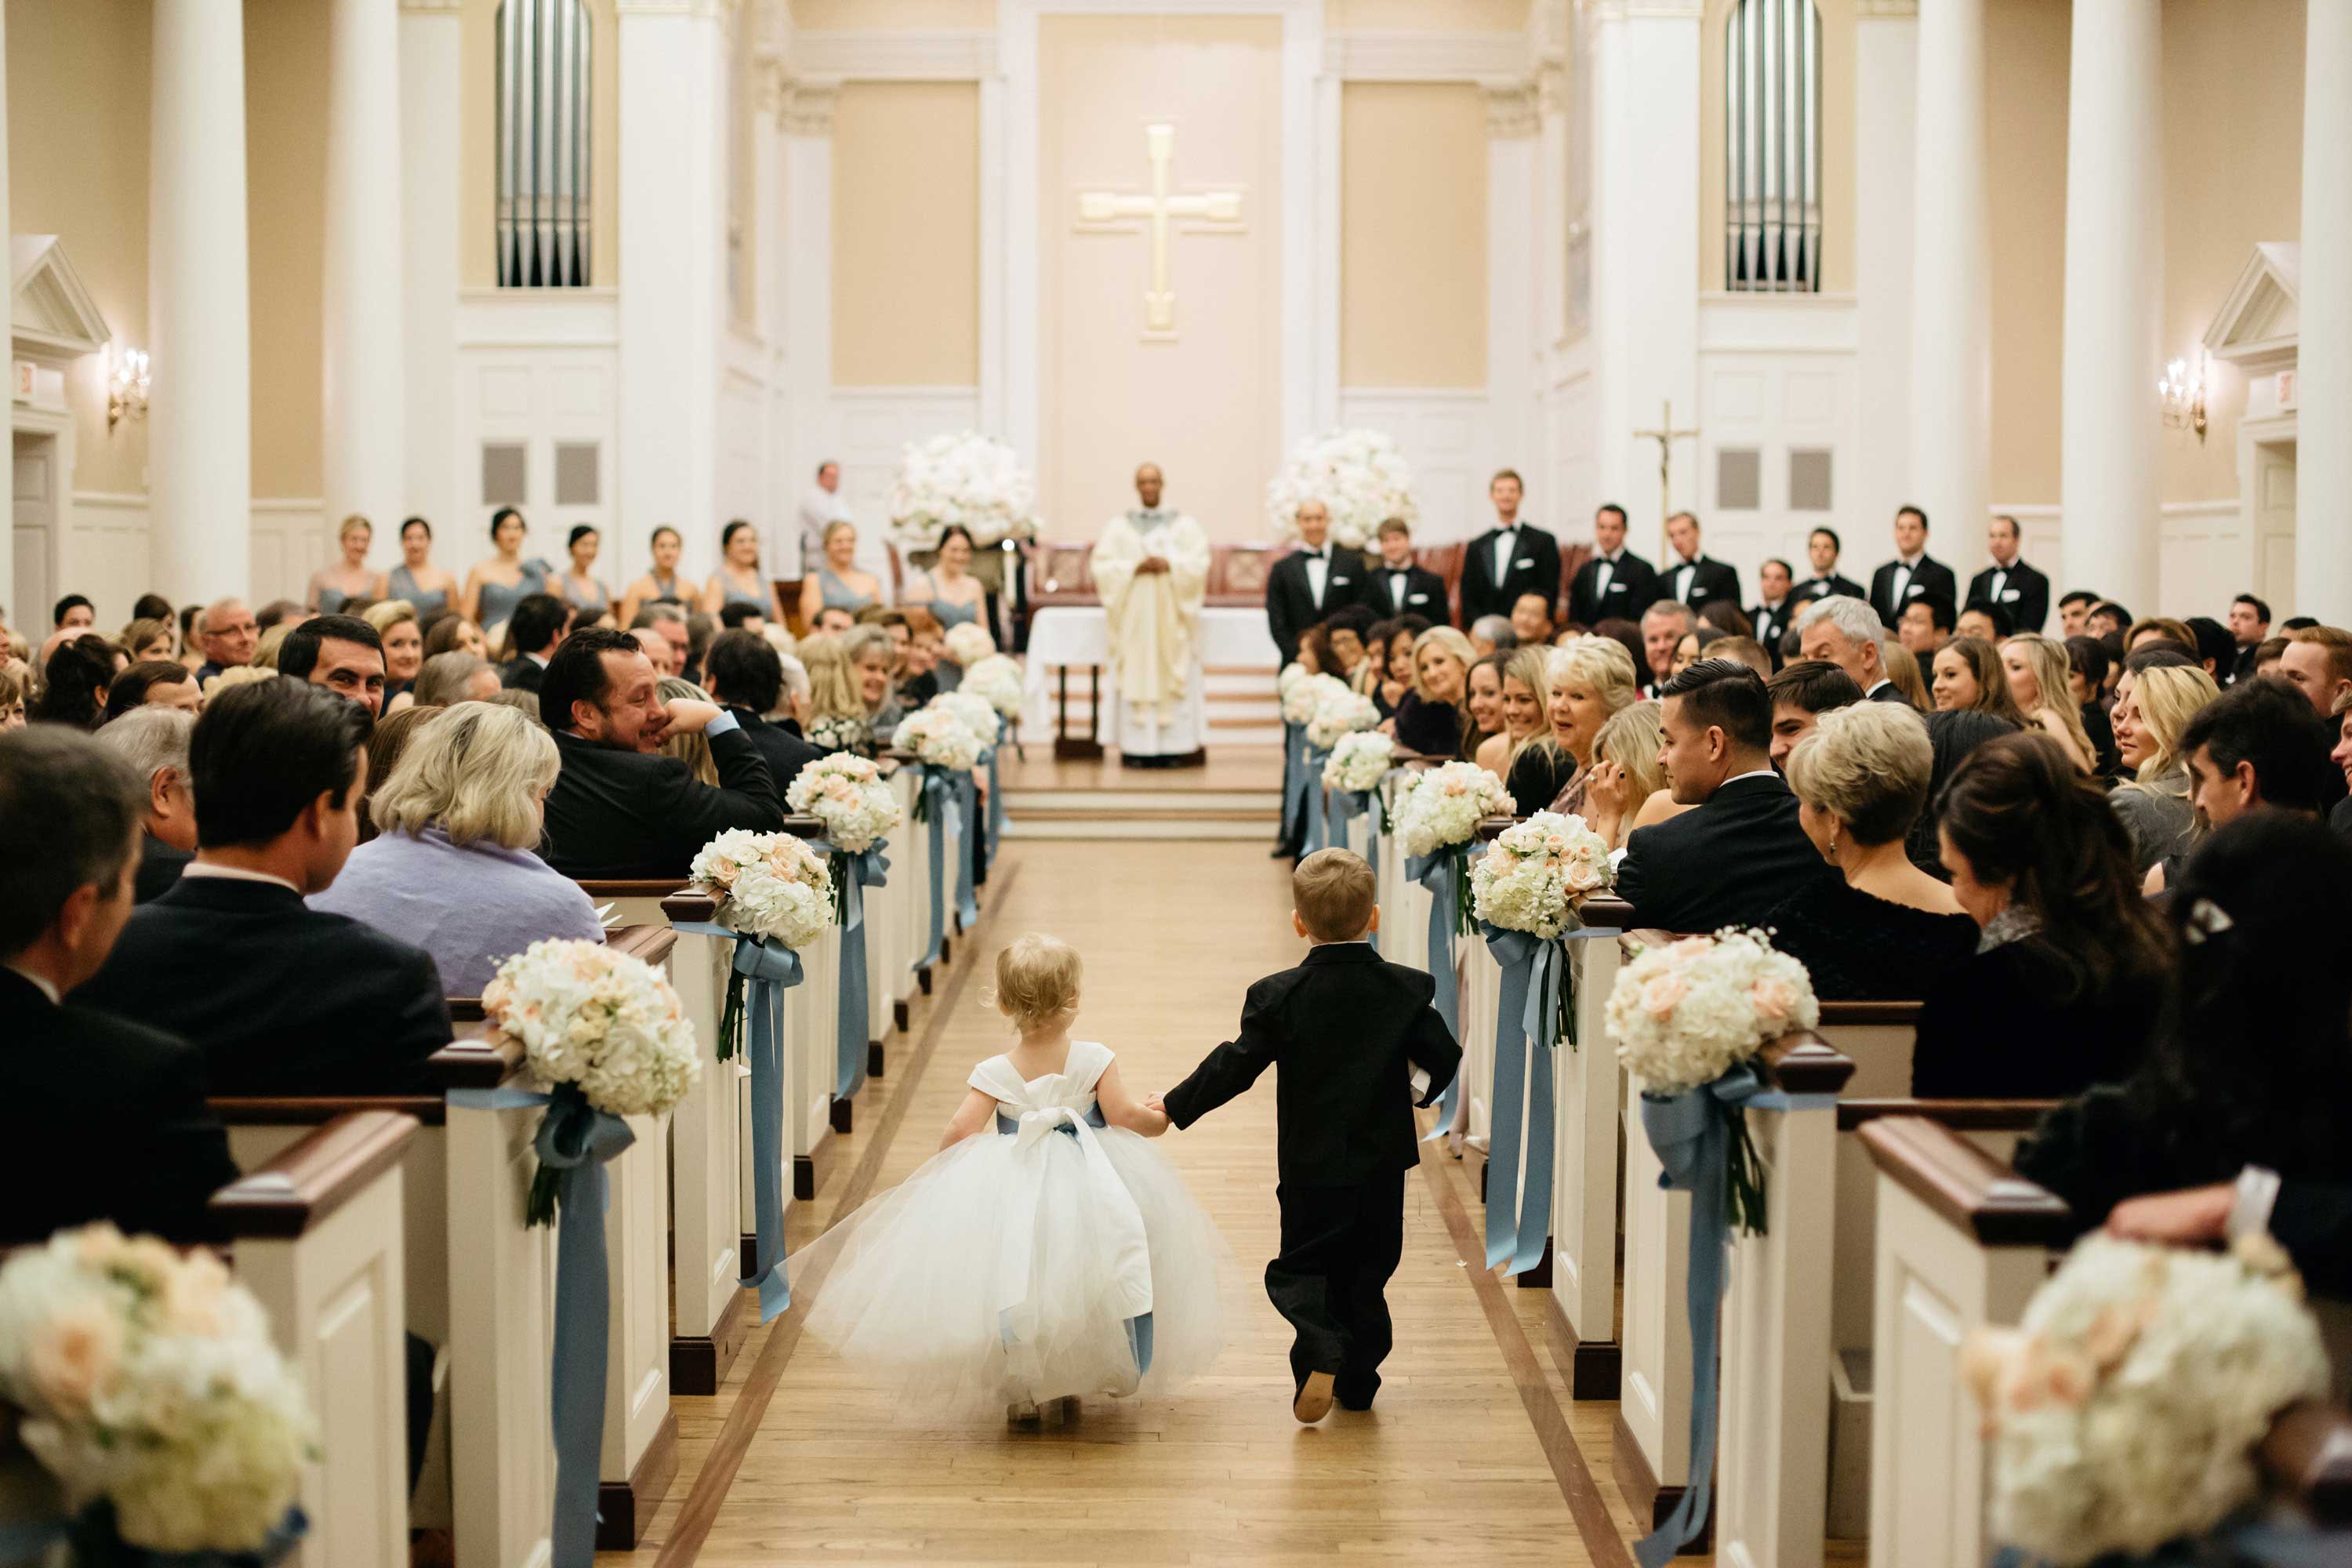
2110, 662, 2220, 880
119, 617, 177, 664
363, 600, 425, 711
800, 634, 869, 753
252, 623, 296, 671
1878, 632, 1928, 709
307, 514, 376, 614
308, 702, 604, 996
658, 675, 722, 786
1490, 645, 1572, 814
1999, 633, 2099, 775
1541, 636, 1641, 818
1584, 699, 1674, 848
1391, 625, 1478, 759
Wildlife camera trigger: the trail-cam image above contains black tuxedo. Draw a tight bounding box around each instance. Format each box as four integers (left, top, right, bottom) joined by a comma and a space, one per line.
1361, 563, 1449, 622
75, 876, 452, 1098
1163, 942, 1461, 1404
1568, 550, 1660, 627
0, 970, 238, 1245
1614, 771, 1837, 933
1965, 559, 2050, 633
1792, 572, 1865, 606
1870, 555, 1959, 629
724, 706, 822, 799
541, 722, 781, 880
1659, 554, 1742, 613
1748, 601, 1794, 661
136, 834, 192, 904
1868, 681, 1914, 705
499, 655, 547, 694
1266, 545, 1367, 663
2273, 1182, 2352, 1298
1457, 524, 1563, 628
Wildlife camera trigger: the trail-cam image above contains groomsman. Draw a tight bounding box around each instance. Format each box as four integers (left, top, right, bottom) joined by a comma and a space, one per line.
1794, 527, 1866, 604
1965, 514, 2050, 633
1361, 518, 1448, 620
1659, 512, 1742, 612
1457, 470, 1561, 627
1265, 499, 1365, 663
1748, 558, 1795, 666
1868, 505, 1958, 630
1566, 503, 1659, 626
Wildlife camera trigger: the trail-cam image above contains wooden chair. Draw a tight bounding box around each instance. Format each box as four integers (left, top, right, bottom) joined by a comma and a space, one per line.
1208, 542, 1290, 607
1025, 540, 1099, 608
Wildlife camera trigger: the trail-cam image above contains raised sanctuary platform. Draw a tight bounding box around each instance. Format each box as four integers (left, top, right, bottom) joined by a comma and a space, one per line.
999, 745, 1283, 841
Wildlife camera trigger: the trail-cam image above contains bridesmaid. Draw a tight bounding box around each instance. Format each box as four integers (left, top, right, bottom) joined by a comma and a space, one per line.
797, 520, 884, 629
307, 514, 376, 614
902, 524, 988, 689
557, 525, 613, 623
379, 517, 457, 618
619, 524, 703, 628
702, 520, 783, 622
460, 506, 550, 638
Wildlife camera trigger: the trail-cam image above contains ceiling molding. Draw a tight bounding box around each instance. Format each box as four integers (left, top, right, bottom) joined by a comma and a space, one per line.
788, 29, 997, 81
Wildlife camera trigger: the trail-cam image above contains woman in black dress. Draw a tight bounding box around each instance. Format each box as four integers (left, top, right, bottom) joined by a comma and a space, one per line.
1496, 646, 1575, 815
1389, 625, 1477, 760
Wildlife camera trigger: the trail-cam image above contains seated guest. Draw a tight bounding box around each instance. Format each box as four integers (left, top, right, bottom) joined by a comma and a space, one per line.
119, 616, 177, 664
705, 630, 822, 795
1508, 593, 1553, 649
2109, 661, 2219, 879
659, 676, 723, 786
1468, 615, 1516, 659
1915, 732, 2167, 1098
800, 634, 867, 753
1392, 626, 1479, 760
413, 648, 502, 708
629, 624, 682, 678
74, 680, 452, 1096
2124, 615, 2198, 658
1706, 636, 1772, 678
0, 662, 24, 728
2279, 624, 2352, 719
31, 635, 118, 728
1955, 601, 2014, 644
1669, 623, 1727, 678
94, 707, 200, 902
1905, 708, 2020, 880
842, 625, 906, 745
362, 599, 426, 710
2183, 616, 2236, 684
254, 597, 309, 634
1492, 647, 1570, 812
1878, 630, 1929, 709
277, 612, 387, 719
1465, 653, 1508, 764
1795, 595, 1901, 702
539, 626, 782, 879
498, 592, 570, 694
1765, 703, 1974, 1000
1583, 699, 1669, 850
1998, 632, 2100, 774
1929, 635, 2025, 724
100, 660, 199, 723
1323, 605, 1376, 684
1541, 636, 1640, 818
356, 704, 444, 843
312, 704, 604, 996
487, 688, 539, 722
898, 604, 945, 705
1765, 658, 1864, 772
2143, 675, 2336, 891
421, 612, 488, 662
1613, 659, 1836, 931
2016, 812, 2352, 1242
1371, 616, 1426, 719
2063, 634, 2122, 775
194, 597, 260, 683
0, 726, 237, 1243
1639, 600, 1697, 696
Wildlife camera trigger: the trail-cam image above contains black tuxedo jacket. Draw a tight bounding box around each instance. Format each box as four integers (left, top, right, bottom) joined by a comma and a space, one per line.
74, 877, 451, 1098
542, 724, 781, 880
136, 833, 192, 904
0, 970, 239, 1245
1748, 601, 1793, 659
1870, 556, 1959, 628
1568, 551, 1660, 627
499, 656, 546, 694
1162, 942, 1461, 1187
1360, 563, 1449, 623
1458, 524, 1563, 628
1792, 572, 1866, 606
1266, 546, 1368, 662
2273, 1181, 2352, 1298
724, 706, 822, 799
1659, 555, 1743, 613
1613, 772, 1837, 934
1868, 681, 1915, 705
1966, 560, 2050, 633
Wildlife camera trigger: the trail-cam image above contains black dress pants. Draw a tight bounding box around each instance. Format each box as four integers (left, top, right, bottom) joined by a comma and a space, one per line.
1266, 1172, 1407, 1405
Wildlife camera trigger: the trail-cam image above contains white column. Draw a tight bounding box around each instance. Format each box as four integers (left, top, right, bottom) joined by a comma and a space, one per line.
401, 0, 462, 538
1486, 86, 1541, 488
323, 0, 405, 550
2058, 0, 2161, 615
781, 85, 835, 578
2299, 0, 2352, 625
1853, 1, 1917, 533
148, 0, 252, 604
1907, 0, 1989, 568
753, 59, 791, 575
0, 0, 13, 627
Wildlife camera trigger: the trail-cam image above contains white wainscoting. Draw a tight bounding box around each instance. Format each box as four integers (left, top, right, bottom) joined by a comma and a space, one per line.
1334, 389, 1495, 546
1984, 502, 2247, 622
1697, 294, 1860, 596
250, 499, 331, 611
63, 491, 151, 622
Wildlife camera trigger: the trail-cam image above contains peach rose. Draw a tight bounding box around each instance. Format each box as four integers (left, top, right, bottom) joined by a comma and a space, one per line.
1751, 978, 1797, 1028
1640, 971, 1686, 1020
28, 1300, 122, 1410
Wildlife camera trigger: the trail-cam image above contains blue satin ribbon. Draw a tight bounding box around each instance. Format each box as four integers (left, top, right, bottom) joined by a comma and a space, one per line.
1478, 928, 1563, 1275
1406, 848, 1465, 1139
916, 766, 955, 967
817, 840, 889, 1103
0, 1506, 309, 1565
1632, 1067, 1836, 1568
953, 772, 982, 929
986, 718, 1007, 862
446, 1083, 637, 1568
1280, 720, 1312, 844
1303, 746, 1333, 852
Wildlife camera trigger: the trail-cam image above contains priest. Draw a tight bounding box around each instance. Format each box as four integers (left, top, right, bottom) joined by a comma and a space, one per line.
1095, 463, 1211, 768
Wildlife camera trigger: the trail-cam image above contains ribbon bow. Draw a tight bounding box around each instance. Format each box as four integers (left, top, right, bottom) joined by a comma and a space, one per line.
916, 767, 957, 967
815, 839, 890, 1103
953, 772, 983, 929
1406, 848, 1467, 1140
1302, 745, 1334, 853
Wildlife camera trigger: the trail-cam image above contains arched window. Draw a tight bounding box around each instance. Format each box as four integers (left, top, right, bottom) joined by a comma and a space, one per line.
1724, 0, 1821, 292
496, 0, 592, 288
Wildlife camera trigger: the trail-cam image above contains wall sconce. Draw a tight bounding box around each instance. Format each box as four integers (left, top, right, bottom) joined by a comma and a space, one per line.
2158, 354, 2206, 443
108, 347, 150, 432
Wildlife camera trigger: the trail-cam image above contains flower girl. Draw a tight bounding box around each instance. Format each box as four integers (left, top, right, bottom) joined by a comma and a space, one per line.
790, 935, 1229, 1420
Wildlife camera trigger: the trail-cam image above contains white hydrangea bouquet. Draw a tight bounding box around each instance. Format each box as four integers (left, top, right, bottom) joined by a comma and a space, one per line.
1265, 428, 1419, 551
1305, 681, 1381, 751
943, 620, 997, 667
959, 652, 1025, 718
1276, 661, 1308, 702
806, 713, 870, 754
0, 1226, 315, 1560
483, 938, 700, 1224
785, 754, 901, 855
691, 829, 836, 952
1472, 811, 1613, 941
1396, 760, 1514, 935
930, 689, 1003, 748
895, 706, 985, 771
1966, 1234, 2331, 1566
1323, 730, 1395, 796
888, 431, 1040, 551
1283, 670, 1346, 727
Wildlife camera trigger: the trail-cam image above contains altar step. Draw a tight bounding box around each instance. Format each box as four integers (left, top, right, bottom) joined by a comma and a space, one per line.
1003, 787, 1283, 841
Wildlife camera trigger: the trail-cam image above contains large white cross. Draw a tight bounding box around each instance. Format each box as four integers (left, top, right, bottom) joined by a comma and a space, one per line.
1076, 122, 1245, 336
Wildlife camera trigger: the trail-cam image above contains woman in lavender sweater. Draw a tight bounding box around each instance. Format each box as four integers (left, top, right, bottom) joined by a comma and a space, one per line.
311, 702, 604, 997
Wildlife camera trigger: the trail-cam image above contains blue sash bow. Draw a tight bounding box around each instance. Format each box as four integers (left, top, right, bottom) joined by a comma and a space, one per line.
986, 717, 1007, 862
916, 767, 956, 967
953, 772, 982, 929
1406, 848, 1465, 1138
1281, 720, 1312, 844
818, 840, 890, 1103
1303, 746, 1333, 852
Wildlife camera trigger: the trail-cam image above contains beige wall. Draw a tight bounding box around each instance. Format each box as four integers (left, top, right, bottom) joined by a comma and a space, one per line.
1985, 0, 2069, 506
1698, 0, 1857, 295
792, 0, 995, 28
6, 0, 150, 497
1339, 82, 1486, 387
460, 0, 619, 291
1327, 0, 1527, 29
831, 82, 980, 385
2161, 0, 2303, 503
246, 0, 328, 501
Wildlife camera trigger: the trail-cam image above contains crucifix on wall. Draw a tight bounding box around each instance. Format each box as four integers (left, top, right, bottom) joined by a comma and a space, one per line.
1074, 122, 1246, 339
1632, 399, 1700, 560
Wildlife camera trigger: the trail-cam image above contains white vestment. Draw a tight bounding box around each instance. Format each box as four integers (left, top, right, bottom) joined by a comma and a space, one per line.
1093, 508, 1210, 757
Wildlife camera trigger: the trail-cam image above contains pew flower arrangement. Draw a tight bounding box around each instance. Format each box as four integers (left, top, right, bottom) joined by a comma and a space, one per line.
894, 707, 988, 826
806, 713, 871, 754
959, 653, 1025, 718
1283, 671, 1347, 728
1265, 428, 1420, 551
1966, 1233, 2330, 1566
785, 755, 902, 855
1471, 811, 1613, 941
929, 689, 1004, 747
1396, 760, 1514, 935
1322, 730, 1396, 797
1305, 683, 1381, 751
691, 829, 836, 953
943, 620, 998, 667
1276, 661, 1308, 701
0, 1225, 315, 1560
888, 430, 1040, 551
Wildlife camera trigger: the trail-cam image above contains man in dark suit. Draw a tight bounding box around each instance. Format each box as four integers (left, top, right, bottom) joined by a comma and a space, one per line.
1658, 511, 1742, 614
703, 629, 822, 797
1457, 469, 1560, 628
1869, 505, 1959, 630
74, 680, 451, 1098
278, 612, 387, 720
1360, 517, 1447, 621
1965, 514, 2050, 633
1154, 850, 1459, 1421
539, 626, 782, 879
498, 593, 571, 695
1749, 557, 1795, 666
1614, 659, 1837, 931
0, 726, 238, 1244
2226, 594, 2272, 684
1265, 499, 1367, 663
93, 706, 199, 903
1794, 527, 1867, 605
1566, 502, 1659, 626
1795, 594, 1908, 704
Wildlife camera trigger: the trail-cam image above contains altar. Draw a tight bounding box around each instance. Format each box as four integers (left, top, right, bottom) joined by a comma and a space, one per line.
1019, 605, 1282, 753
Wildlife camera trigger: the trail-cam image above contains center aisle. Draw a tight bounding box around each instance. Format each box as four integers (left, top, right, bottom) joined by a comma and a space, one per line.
626, 841, 1641, 1566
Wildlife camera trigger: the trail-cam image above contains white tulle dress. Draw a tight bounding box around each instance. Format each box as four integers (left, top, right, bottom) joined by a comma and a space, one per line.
789, 1040, 1230, 1413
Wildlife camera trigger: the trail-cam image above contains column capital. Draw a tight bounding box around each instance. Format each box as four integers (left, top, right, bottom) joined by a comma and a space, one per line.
1483, 81, 1540, 140
1855, 0, 1919, 17
781, 79, 838, 137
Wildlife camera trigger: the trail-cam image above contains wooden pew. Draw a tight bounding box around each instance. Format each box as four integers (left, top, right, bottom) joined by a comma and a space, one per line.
652, 887, 748, 1394
1550, 893, 1632, 1396
1613, 927, 1697, 1530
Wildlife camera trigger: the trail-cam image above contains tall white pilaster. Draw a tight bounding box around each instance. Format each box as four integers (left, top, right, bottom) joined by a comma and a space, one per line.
1853, 1, 1917, 533
780, 85, 835, 578
1486, 85, 1541, 487
324, 0, 405, 550
1907, 0, 1989, 565
0, 0, 13, 626
2299, 0, 2352, 624
148, 0, 252, 604
2059, 0, 2161, 614
401, 0, 462, 539
753, 59, 791, 573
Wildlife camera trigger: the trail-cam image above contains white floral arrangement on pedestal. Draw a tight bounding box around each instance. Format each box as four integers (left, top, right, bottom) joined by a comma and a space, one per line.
1265, 428, 1420, 550
1323, 731, 1396, 794
959, 653, 1025, 718
1606, 929, 1818, 1096
1966, 1233, 2331, 1566
1472, 811, 1614, 941
691, 830, 837, 952
888, 431, 1040, 551
892, 707, 986, 772
785, 756, 902, 855
1283, 671, 1347, 727
1396, 760, 1513, 860
1305, 683, 1381, 751
806, 713, 870, 754
1276, 662, 1308, 703
0, 1226, 315, 1559
943, 621, 997, 667
929, 689, 1003, 746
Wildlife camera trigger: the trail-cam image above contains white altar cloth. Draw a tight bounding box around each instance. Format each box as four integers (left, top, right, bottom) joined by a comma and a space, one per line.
1020, 606, 1280, 740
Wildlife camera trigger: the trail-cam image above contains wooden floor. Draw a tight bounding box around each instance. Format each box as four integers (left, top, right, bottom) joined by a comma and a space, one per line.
603, 841, 1669, 1566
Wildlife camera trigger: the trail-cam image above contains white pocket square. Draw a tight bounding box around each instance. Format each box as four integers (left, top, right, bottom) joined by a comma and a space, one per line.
1516, 557, 1536, 568
2001, 589, 2020, 601
1407, 593, 1430, 604
1905, 584, 1925, 597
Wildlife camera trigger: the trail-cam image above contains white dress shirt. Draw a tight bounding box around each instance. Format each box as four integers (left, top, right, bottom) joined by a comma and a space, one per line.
1491, 526, 1520, 588
1592, 550, 1622, 602
1671, 556, 1701, 602
1302, 546, 1330, 610
1889, 551, 1924, 605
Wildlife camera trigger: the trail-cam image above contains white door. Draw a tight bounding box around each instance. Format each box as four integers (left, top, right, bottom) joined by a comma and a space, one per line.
13, 432, 56, 633
2253, 439, 2297, 618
